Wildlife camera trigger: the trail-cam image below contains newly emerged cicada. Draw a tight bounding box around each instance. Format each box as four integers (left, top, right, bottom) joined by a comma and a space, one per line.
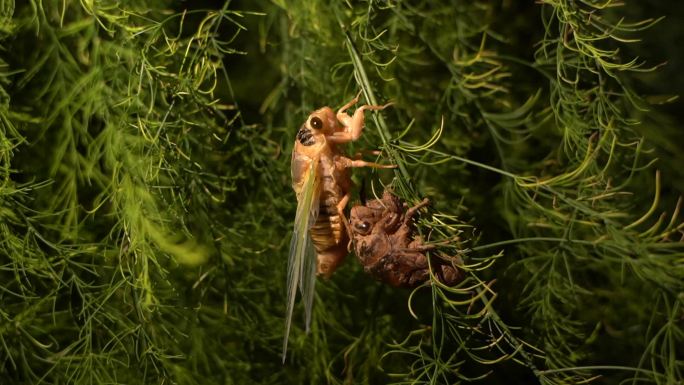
283, 94, 394, 361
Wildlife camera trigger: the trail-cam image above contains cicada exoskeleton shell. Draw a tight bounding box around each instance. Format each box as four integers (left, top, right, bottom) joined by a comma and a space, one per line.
349, 190, 462, 288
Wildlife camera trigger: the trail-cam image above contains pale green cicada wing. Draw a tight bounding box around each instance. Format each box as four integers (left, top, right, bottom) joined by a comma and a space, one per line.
283, 154, 319, 362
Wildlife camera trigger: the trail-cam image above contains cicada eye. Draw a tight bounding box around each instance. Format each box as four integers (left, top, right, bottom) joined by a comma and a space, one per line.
354, 221, 371, 234
310, 116, 323, 130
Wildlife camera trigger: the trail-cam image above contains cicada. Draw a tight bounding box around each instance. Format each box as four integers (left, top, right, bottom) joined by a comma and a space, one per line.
283, 94, 394, 361
349, 190, 461, 288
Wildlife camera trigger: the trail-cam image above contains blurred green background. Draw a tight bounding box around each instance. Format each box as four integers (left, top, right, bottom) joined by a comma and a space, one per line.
0, 1, 683, 384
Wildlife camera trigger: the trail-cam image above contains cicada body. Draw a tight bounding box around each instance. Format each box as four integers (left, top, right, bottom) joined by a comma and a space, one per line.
349, 190, 461, 288
283, 95, 395, 361
291, 109, 352, 277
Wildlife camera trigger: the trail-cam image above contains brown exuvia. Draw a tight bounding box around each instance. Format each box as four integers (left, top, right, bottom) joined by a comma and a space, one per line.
349, 191, 461, 288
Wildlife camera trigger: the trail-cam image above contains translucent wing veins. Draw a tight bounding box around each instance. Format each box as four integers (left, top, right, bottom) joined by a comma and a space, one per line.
283, 157, 319, 363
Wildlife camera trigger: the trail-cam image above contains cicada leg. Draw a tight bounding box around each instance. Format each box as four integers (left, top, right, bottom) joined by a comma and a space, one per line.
336, 91, 362, 117
335, 191, 355, 251
403, 198, 430, 226
334, 92, 393, 142
338, 156, 397, 170
352, 150, 382, 159
401, 242, 437, 252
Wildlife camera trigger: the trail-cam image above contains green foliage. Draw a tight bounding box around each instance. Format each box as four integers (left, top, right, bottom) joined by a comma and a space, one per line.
1, 0, 683, 384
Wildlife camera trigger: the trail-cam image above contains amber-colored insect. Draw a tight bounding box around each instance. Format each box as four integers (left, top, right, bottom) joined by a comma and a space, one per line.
283, 94, 394, 361
349, 190, 461, 288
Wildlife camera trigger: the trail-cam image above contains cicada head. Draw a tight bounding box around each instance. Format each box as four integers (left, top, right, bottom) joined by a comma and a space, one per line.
350, 191, 403, 237
306, 107, 338, 135
349, 204, 383, 238
349, 203, 386, 267
295, 107, 338, 148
